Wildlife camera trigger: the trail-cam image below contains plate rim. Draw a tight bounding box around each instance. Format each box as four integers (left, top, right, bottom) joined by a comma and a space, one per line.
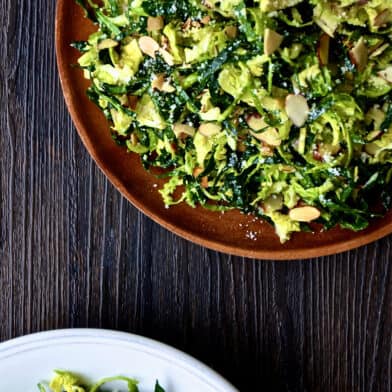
0, 328, 238, 392
55, 0, 392, 260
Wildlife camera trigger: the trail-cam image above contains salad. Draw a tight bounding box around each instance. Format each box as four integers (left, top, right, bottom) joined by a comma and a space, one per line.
37, 370, 165, 392
74, 0, 392, 242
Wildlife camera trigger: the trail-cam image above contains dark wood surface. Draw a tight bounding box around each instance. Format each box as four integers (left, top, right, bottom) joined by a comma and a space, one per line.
1, 1, 391, 391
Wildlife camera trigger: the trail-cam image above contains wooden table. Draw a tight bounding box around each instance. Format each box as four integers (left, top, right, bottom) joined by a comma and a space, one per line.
1, 1, 391, 391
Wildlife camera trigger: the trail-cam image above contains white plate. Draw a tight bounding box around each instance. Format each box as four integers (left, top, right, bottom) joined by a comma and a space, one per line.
0, 329, 238, 392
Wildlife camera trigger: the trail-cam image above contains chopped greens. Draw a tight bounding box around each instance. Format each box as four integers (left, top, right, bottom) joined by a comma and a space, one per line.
74, 0, 392, 242
37, 370, 165, 392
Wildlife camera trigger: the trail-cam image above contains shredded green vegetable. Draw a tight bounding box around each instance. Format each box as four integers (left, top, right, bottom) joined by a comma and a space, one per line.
37, 370, 165, 392
74, 0, 392, 242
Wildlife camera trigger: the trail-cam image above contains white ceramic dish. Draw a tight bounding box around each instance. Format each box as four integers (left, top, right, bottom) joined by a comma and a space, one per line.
0, 329, 238, 392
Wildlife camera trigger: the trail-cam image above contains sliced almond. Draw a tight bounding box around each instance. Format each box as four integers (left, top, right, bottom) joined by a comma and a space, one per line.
97, 39, 119, 50
246, 113, 268, 131
138, 36, 160, 58
152, 74, 176, 93
182, 18, 192, 31
264, 28, 283, 56
193, 167, 203, 177
349, 37, 368, 73
147, 16, 164, 31
199, 123, 222, 137
200, 15, 211, 24
151, 74, 165, 90
374, 9, 391, 27
285, 94, 309, 127
225, 25, 238, 38
317, 33, 330, 66
159, 48, 175, 66
378, 66, 392, 83
289, 206, 321, 222
173, 123, 196, 138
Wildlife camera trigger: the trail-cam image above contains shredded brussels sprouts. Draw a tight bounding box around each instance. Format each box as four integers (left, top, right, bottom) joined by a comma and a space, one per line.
73, 0, 392, 242
37, 370, 165, 392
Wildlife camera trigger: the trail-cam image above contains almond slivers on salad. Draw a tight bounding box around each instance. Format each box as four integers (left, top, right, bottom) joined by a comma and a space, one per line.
73, 0, 392, 242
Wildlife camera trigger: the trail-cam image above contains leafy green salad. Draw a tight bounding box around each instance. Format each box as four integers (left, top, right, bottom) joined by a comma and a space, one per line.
74, 0, 392, 242
38, 370, 165, 392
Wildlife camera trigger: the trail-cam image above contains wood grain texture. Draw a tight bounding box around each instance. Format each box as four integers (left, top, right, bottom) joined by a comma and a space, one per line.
0, 1, 391, 391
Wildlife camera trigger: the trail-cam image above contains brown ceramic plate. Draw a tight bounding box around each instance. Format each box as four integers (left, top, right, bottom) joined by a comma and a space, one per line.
55, 0, 392, 260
